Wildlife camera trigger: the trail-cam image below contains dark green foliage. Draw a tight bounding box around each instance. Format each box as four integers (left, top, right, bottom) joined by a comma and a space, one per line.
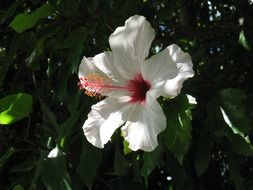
0, 0, 253, 189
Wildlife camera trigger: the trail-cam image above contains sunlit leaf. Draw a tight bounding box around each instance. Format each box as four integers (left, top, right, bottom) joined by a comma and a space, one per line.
123, 140, 132, 155
0, 93, 33, 125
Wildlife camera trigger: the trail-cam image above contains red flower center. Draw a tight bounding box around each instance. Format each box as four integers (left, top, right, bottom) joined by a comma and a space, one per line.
127, 74, 151, 104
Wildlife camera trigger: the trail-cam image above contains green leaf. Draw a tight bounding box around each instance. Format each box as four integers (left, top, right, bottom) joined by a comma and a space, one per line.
0, 32, 35, 87
218, 89, 253, 154
194, 130, 212, 176
55, 27, 92, 100
206, 89, 253, 156
227, 154, 245, 190
123, 140, 132, 155
76, 142, 102, 189
64, 27, 89, 73
113, 131, 129, 176
12, 185, 24, 190
160, 106, 178, 149
87, 0, 100, 14
9, 4, 53, 33
171, 112, 192, 163
0, 93, 33, 125
58, 93, 86, 148
230, 134, 253, 156
39, 98, 59, 135
114, 145, 129, 176
219, 89, 251, 135
0, 147, 15, 169
57, 0, 79, 17
163, 153, 188, 190
25, 38, 44, 70
41, 148, 72, 190
161, 95, 193, 164
29, 150, 48, 190
11, 160, 36, 173
141, 146, 161, 181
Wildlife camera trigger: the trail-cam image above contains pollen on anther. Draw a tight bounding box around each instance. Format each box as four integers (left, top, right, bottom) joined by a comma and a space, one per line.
78, 74, 110, 98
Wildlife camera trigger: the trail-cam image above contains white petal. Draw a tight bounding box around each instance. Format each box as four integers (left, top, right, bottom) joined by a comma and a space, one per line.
142, 44, 194, 98
109, 15, 155, 79
82, 98, 129, 148
167, 44, 194, 79
142, 46, 179, 84
121, 94, 166, 152
93, 51, 126, 84
152, 78, 183, 98
78, 56, 102, 78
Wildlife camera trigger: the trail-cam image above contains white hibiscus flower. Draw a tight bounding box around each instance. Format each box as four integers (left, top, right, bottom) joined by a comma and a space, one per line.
78, 15, 194, 152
